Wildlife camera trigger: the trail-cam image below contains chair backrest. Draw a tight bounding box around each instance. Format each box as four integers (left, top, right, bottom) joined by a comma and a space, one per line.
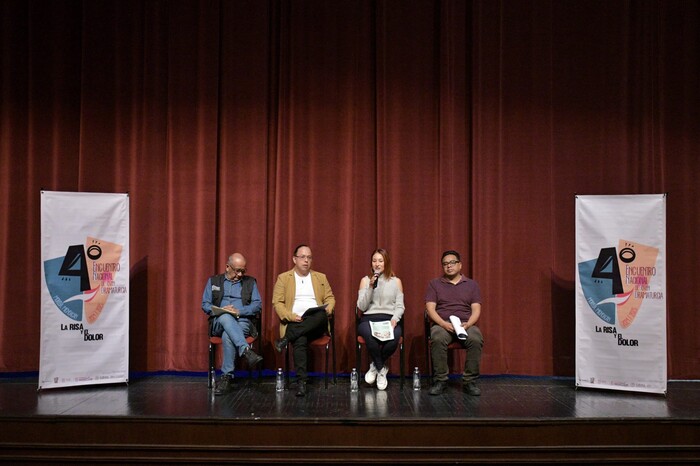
424, 309, 432, 373
249, 312, 262, 340
423, 309, 431, 341
318, 313, 335, 342
323, 312, 335, 339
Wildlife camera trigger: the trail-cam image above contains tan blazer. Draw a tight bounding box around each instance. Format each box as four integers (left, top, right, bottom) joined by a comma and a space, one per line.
272, 268, 336, 337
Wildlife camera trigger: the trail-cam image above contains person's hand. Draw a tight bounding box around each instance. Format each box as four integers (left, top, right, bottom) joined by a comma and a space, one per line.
391, 319, 397, 328
441, 320, 455, 333
223, 305, 239, 317
368, 274, 378, 289
291, 314, 303, 322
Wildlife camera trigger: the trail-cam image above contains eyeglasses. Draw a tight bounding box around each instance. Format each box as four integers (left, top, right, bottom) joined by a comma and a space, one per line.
295, 255, 313, 261
442, 260, 460, 267
227, 264, 246, 274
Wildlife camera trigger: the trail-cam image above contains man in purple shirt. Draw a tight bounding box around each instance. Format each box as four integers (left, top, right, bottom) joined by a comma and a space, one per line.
425, 250, 484, 396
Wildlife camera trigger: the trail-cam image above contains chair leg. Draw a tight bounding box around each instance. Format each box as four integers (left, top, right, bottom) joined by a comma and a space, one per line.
250, 341, 262, 382
400, 341, 405, 389
426, 341, 432, 387
324, 343, 329, 389
332, 338, 337, 385
208, 342, 215, 389
356, 343, 362, 380
285, 344, 290, 389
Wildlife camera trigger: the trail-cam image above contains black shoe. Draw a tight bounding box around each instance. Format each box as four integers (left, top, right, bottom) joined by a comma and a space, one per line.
295, 380, 307, 397
214, 374, 234, 396
429, 380, 447, 396
243, 347, 263, 367
274, 337, 288, 353
463, 381, 481, 396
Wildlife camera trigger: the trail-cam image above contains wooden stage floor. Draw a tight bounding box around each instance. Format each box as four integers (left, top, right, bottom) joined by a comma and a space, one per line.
1, 373, 699, 463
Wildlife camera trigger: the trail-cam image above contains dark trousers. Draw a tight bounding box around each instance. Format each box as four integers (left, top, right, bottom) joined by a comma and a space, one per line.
357, 314, 402, 370
430, 324, 483, 384
285, 311, 328, 381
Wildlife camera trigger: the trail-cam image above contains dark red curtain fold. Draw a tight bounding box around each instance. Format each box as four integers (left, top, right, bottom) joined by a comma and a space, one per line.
1, 0, 698, 378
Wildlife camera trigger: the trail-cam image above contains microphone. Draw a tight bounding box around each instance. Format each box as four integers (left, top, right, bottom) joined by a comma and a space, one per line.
372, 270, 380, 289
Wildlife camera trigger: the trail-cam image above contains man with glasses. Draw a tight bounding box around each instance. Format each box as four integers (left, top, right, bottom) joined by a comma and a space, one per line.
425, 250, 484, 396
202, 252, 263, 395
272, 244, 335, 397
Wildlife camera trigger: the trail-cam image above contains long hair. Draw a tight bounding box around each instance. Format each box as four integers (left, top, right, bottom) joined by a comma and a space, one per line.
371, 248, 395, 279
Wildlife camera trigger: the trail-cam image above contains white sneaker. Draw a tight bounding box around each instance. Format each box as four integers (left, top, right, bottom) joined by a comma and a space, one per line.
377, 366, 388, 391
365, 362, 378, 385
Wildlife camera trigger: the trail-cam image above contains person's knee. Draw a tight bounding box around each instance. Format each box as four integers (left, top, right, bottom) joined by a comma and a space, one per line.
466, 327, 484, 348
467, 333, 483, 347
358, 322, 370, 338
239, 321, 252, 337
431, 326, 451, 344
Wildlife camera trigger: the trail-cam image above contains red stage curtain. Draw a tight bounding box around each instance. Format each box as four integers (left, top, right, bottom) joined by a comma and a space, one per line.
1, 0, 698, 378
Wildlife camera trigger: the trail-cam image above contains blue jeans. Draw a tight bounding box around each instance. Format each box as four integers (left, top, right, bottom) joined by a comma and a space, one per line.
210, 313, 253, 375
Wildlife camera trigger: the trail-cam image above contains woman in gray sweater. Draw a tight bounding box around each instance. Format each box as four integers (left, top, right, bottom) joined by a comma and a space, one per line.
356, 248, 405, 390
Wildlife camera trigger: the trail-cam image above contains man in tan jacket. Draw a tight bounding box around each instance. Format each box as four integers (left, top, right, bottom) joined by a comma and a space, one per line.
272, 244, 335, 396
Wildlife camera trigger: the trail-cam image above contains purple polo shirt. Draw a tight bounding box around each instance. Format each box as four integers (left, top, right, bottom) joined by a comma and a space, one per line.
425, 275, 481, 322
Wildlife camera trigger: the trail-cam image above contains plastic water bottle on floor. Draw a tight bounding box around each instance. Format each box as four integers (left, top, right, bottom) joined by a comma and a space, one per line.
350, 368, 359, 392
413, 366, 421, 390
275, 368, 284, 392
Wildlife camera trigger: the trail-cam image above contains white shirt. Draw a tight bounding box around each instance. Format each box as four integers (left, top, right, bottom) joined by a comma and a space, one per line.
292, 272, 317, 316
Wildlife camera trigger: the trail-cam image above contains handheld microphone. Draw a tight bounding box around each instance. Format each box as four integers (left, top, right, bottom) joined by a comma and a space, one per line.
372, 270, 380, 289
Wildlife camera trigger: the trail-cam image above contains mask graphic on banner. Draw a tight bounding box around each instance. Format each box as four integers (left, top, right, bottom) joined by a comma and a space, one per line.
44, 236, 125, 324
578, 239, 661, 329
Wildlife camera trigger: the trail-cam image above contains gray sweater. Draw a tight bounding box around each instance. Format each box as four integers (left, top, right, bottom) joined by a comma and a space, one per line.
356, 275, 405, 322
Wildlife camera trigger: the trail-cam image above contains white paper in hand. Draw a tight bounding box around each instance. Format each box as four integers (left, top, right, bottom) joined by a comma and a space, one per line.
449, 315, 468, 340
369, 320, 394, 341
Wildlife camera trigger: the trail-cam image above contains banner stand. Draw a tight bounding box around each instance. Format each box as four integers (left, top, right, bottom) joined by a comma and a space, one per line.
575, 194, 667, 395
39, 191, 130, 390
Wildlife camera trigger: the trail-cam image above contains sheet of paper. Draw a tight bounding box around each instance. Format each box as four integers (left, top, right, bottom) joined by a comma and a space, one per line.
302, 304, 328, 318
369, 320, 394, 341
211, 305, 236, 317
450, 315, 468, 340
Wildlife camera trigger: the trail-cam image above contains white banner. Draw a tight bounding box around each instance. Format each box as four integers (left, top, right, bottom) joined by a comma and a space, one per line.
39, 191, 129, 389
575, 194, 666, 394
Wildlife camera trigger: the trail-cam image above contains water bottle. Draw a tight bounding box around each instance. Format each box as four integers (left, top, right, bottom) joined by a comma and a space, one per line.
412, 366, 421, 391
275, 368, 284, 392
350, 367, 359, 392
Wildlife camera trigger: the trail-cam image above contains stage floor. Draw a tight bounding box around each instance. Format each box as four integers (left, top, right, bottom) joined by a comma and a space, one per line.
2, 373, 700, 463
1, 372, 698, 420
